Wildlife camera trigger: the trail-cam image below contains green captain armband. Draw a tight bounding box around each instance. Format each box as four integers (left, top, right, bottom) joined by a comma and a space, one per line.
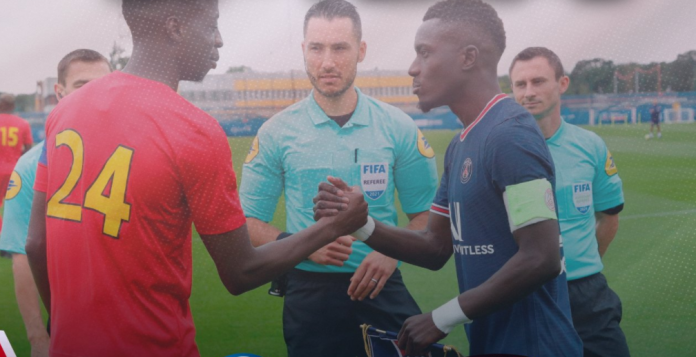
503, 178, 558, 232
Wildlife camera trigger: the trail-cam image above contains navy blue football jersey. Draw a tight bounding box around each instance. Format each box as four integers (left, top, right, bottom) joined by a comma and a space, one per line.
430, 94, 582, 357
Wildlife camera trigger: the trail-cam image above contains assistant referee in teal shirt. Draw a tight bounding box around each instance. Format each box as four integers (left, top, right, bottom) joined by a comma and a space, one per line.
510, 47, 630, 357
239, 2, 438, 357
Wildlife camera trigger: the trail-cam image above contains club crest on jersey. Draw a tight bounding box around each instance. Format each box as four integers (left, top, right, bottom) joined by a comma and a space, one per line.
572, 182, 593, 214
605, 150, 618, 176
361, 162, 388, 200
460, 158, 473, 184
417, 129, 435, 158
244, 136, 259, 164
6, 171, 21, 200
545, 188, 555, 212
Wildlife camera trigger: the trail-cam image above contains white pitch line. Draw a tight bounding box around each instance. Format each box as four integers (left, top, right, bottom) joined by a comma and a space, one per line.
620, 209, 696, 220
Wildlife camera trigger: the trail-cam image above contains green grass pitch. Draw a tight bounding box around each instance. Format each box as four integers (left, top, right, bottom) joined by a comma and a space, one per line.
1, 123, 694, 356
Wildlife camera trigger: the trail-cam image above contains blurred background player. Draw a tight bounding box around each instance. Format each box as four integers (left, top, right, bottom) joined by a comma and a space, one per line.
25, 1, 368, 356
510, 46, 629, 357
314, 1, 582, 356
648, 100, 662, 139
0, 48, 112, 357
240, 1, 438, 356
0, 93, 34, 235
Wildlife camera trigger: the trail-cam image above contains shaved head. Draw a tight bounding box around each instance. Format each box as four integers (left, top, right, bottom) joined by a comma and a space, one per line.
0, 93, 16, 113
122, 0, 209, 39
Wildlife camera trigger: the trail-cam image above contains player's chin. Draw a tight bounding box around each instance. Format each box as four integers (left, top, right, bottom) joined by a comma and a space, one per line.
417, 98, 435, 113
182, 68, 212, 83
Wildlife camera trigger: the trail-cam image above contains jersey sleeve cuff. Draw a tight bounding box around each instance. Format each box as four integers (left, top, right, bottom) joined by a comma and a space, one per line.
33, 163, 48, 193
430, 203, 450, 218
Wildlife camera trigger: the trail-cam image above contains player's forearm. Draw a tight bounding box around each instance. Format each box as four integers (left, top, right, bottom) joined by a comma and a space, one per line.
246, 217, 282, 247
458, 220, 561, 320
12, 254, 48, 342
458, 247, 560, 320
26, 192, 51, 313
366, 220, 452, 270
595, 213, 619, 257
204, 220, 341, 295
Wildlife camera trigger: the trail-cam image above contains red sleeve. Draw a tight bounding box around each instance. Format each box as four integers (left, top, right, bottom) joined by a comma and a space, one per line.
34, 162, 48, 193
178, 123, 246, 235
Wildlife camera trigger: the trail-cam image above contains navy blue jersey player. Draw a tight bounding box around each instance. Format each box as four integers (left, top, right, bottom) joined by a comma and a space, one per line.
313, 1, 583, 356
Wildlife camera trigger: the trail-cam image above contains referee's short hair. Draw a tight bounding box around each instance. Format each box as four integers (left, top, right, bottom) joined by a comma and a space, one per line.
510, 47, 565, 80
304, 0, 362, 41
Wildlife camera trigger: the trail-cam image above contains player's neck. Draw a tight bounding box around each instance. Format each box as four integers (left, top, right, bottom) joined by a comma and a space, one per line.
313, 86, 358, 117
122, 47, 181, 92
450, 81, 502, 128
537, 111, 562, 139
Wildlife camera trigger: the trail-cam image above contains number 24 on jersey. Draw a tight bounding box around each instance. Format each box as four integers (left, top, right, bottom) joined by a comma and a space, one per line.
47, 129, 134, 238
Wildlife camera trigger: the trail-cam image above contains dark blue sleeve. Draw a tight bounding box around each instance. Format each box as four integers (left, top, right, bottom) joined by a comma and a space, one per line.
485, 116, 555, 193
430, 138, 456, 218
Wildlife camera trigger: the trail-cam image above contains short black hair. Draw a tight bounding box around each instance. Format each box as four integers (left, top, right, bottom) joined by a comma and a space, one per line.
122, 0, 209, 37
424, 0, 506, 58
304, 0, 362, 41
510, 47, 565, 80
57, 49, 111, 85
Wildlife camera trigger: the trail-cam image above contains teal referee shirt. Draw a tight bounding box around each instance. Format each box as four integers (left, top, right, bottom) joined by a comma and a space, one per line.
240, 88, 439, 273
546, 119, 624, 280
0, 142, 43, 255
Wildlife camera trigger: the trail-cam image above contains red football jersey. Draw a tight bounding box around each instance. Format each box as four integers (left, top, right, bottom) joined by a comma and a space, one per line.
0, 113, 33, 175
35, 71, 246, 357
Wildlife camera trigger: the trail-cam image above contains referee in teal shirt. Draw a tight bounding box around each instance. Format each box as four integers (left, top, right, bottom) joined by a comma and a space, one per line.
239, 2, 438, 356
510, 47, 630, 357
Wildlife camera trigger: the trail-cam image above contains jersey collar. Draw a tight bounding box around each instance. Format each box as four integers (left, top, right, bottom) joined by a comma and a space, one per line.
546, 117, 566, 146
307, 87, 369, 127
459, 93, 509, 141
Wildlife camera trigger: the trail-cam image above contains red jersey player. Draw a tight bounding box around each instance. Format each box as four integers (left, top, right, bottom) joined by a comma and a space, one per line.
0, 93, 33, 203
25, 1, 368, 356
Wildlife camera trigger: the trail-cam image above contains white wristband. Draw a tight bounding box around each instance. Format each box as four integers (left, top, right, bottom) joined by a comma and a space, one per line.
431, 297, 472, 334
351, 216, 375, 242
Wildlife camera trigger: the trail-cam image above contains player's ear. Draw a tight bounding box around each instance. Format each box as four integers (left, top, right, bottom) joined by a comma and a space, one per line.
165, 15, 185, 43
460, 45, 478, 71
559, 75, 570, 94
54, 83, 65, 102
358, 41, 367, 63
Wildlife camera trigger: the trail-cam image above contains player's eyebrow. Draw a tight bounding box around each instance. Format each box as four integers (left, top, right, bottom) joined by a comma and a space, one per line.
72, 80, 88, 87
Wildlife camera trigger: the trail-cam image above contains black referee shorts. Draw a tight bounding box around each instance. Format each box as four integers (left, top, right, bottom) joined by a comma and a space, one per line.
568, 273, 630, 357
282, 268, 421, 357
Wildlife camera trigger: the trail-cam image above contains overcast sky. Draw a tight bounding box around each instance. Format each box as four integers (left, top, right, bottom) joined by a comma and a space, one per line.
2, 0, 694, 94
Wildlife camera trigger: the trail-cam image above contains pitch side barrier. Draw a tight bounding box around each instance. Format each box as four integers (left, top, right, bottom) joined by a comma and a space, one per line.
19, 91, 696, 140
562, 91, 696, 126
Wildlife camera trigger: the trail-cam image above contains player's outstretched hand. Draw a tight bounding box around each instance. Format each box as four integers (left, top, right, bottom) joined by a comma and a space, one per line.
308, 235, 354, 266
313, 176, 352, 221
320, 184, 368, 237
397, 312, 448, 356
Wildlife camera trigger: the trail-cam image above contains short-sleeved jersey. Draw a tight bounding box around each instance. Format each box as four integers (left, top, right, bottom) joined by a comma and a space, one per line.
240, 88, 438, 273
650, 104, 661, 121
0, 113, 33, 175
0, 141, 43, 254
430, 94, 582, 357
547, 119, 623, 280
34, 71, 246, 357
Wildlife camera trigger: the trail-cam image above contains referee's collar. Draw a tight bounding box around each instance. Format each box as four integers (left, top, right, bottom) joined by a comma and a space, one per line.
307, 87, 369, 127
546, 117, 567, 146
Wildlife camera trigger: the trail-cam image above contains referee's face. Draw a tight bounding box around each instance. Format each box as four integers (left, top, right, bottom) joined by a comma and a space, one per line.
510, 56, 569, 120
303, 17, 366, 98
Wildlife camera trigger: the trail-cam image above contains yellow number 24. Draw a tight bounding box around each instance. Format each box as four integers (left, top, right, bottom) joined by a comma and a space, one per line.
47, 129, 134, 238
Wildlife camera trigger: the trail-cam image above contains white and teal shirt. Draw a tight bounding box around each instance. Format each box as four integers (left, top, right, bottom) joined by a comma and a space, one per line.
546, 119, 624, 281
0, 141, 44, 255
240, 88, 439, 273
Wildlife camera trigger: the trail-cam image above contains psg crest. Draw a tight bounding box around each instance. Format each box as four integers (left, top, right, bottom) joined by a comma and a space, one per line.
361, 162, 388, 200
460, 158, 473, 184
